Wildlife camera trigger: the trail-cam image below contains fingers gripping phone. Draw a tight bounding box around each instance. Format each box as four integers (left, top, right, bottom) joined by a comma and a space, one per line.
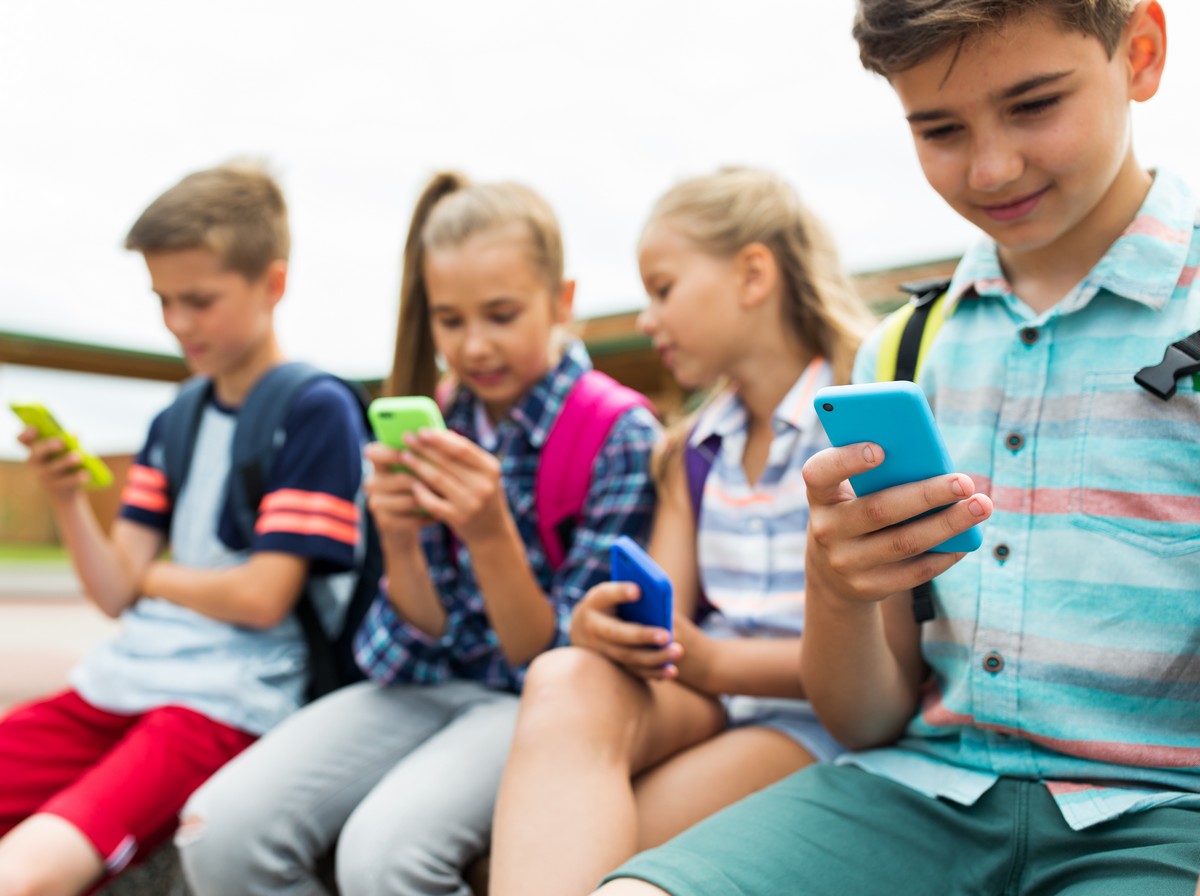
367, 396, 447, 470
610, 535, 674, 634
9, 402, 114, 489
813, 382, 982, 553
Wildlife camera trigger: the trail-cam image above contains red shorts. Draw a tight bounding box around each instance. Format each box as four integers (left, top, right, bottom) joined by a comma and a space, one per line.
0, 690, 255, 874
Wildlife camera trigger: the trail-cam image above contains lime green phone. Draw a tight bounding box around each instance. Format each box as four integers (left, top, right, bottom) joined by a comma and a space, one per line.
367, 396, 447, 481
9, 401, 114, 489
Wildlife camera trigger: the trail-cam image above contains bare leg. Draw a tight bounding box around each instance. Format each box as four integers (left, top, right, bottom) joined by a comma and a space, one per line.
633, 726, 814, 850
0, 814, 104, 896
489, 648, 725, 896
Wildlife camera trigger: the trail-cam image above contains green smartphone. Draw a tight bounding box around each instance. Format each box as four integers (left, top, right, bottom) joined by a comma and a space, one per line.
9, 401, 114, 489
367, 396, 446, 468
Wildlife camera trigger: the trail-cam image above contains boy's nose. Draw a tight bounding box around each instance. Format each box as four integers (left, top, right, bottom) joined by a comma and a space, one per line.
967, 138, 1024, 193
636, 307, 657, 335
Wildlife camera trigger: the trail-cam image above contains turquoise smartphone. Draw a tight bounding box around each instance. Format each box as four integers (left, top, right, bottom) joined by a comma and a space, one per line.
9, 401, 114, 489
813, 381, 982, 553
610, 535, 674, 634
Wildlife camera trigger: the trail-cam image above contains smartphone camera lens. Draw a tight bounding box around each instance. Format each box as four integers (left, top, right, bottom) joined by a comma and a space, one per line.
822, 403, 834, 412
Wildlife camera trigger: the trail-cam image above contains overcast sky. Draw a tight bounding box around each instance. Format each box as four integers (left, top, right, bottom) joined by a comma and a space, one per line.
2, 1, 1198, 458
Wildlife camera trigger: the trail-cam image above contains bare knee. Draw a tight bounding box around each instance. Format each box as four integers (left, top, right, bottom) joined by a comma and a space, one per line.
514, 647, 646, 756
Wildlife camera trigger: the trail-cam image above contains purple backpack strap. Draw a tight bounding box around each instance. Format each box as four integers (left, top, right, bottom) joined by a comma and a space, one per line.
683, 428, 721, 620
684, 430, 721, 521
537, 370, 655, 570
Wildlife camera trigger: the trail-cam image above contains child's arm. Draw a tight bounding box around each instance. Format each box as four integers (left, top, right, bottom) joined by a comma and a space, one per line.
798, 442, 992, 749
19, 427, 163, 616
138, 379, 365, 630
138, 553, 309, 629
363, 441, 446, 638
399, 428, 557, 665
568, 440, 696, 680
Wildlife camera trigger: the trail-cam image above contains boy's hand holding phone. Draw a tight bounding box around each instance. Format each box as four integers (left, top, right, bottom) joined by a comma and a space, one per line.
11, 402, 114, 497
804, 383, 993, 607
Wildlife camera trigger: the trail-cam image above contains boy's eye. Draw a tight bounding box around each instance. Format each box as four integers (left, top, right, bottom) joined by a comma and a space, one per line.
919, 123, 961, 142
1013, 95, 1061, 117
490, 311, 519, 325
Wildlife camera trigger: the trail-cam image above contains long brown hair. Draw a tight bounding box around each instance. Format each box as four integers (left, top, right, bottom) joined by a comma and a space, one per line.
386, 172, 565, 397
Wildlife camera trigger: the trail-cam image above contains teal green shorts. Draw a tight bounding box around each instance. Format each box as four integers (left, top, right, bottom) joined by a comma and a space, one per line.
605, 765, 1200, 895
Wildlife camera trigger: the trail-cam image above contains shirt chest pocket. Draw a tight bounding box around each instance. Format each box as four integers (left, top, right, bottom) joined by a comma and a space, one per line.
1072, 372, 1200, 556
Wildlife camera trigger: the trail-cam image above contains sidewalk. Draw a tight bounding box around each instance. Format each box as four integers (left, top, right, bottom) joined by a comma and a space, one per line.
0, 563, 118, 711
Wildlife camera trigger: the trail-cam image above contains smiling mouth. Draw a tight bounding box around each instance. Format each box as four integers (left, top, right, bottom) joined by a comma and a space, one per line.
979, 186, 1049, 222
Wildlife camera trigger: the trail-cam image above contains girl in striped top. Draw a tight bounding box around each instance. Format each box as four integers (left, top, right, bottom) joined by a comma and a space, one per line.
490, 167, 877, 896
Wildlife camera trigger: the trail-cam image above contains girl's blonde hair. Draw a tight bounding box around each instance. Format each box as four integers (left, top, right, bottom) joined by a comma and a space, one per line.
387, 172, 565, 397
645, 168, 876, 483
645, 166, 874, 387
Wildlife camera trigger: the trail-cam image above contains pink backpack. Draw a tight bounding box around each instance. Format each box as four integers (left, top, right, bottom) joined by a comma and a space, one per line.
441, 370, 655, 570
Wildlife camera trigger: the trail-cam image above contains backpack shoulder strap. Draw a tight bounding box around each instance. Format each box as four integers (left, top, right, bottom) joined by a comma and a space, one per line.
877, 278, 951, 626
228, 361, 328, 544
160, 376, 215, 504
537, 370, 655, 570
683, 429, 721, 522
875, 278, 952, 384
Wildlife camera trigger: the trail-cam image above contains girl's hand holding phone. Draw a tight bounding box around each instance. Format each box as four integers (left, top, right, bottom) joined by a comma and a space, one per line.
364, 442, 434, 542
568, 583, 682, 680
395, 429, 511, 545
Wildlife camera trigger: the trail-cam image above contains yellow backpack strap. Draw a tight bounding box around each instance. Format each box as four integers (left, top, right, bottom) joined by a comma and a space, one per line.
875, 278, 952, 383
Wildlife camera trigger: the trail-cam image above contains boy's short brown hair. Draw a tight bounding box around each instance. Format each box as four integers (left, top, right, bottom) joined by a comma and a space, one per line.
124, 161, 290, 279
853, 0, 1137, 76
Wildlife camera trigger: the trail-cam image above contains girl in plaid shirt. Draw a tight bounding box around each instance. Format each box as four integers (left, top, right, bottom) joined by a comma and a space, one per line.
179, 172, 659, 896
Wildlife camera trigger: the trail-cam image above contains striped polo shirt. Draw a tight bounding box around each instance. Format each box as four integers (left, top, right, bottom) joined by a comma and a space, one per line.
844, 168, 1200, 830
692, 357, 832, 638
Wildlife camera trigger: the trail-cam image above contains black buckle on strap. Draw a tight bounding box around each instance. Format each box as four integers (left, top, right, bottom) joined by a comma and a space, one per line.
1135, 332, 1200, 400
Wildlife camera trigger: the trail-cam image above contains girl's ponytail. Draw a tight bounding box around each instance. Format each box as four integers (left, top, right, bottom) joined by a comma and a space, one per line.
387, 171, 470, 398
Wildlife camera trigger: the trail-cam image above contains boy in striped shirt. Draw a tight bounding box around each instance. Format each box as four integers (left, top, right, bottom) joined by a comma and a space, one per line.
1, 162, 366, 894
601, 2, 1200, 894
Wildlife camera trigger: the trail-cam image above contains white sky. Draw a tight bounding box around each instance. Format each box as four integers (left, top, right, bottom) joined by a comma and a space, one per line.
1, 0, 1198, 459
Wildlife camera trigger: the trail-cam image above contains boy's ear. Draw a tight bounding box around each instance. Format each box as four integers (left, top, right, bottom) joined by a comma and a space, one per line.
1125, 0, 1166, 103
554, 278, 576, 325
263, 259, 288, 307
735, 242, 777, 311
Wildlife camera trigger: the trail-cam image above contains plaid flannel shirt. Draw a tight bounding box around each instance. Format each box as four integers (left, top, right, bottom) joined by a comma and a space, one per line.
353, 340, 659, 691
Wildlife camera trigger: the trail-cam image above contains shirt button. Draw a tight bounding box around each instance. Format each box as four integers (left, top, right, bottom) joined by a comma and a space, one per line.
748, 518, 764, 532
983, 651, 1004, 673
1020, 327, 1040, 345
993, 544, 1011, 561
1005, 432, 1025, 451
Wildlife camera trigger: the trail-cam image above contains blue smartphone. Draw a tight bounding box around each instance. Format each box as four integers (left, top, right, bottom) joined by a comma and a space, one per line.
813, 381, 982, 553
610, 535, 674, 633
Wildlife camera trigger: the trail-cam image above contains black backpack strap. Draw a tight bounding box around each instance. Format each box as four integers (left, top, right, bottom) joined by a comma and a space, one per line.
895, 278, 952, 384
160, 376, 214, 504
896, 279, 952, 625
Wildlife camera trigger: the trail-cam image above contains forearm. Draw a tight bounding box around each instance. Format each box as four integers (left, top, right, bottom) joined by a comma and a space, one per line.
800, 588, 923, 750
141, 551, 307, 628
468, 518, 556, 666
681, 636, 806, 700
380, 532, 447, 638
50, 494, 141, 616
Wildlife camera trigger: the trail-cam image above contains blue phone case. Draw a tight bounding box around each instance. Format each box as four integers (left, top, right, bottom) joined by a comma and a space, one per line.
610, 536, 674, 633
813, 381, 982, 553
